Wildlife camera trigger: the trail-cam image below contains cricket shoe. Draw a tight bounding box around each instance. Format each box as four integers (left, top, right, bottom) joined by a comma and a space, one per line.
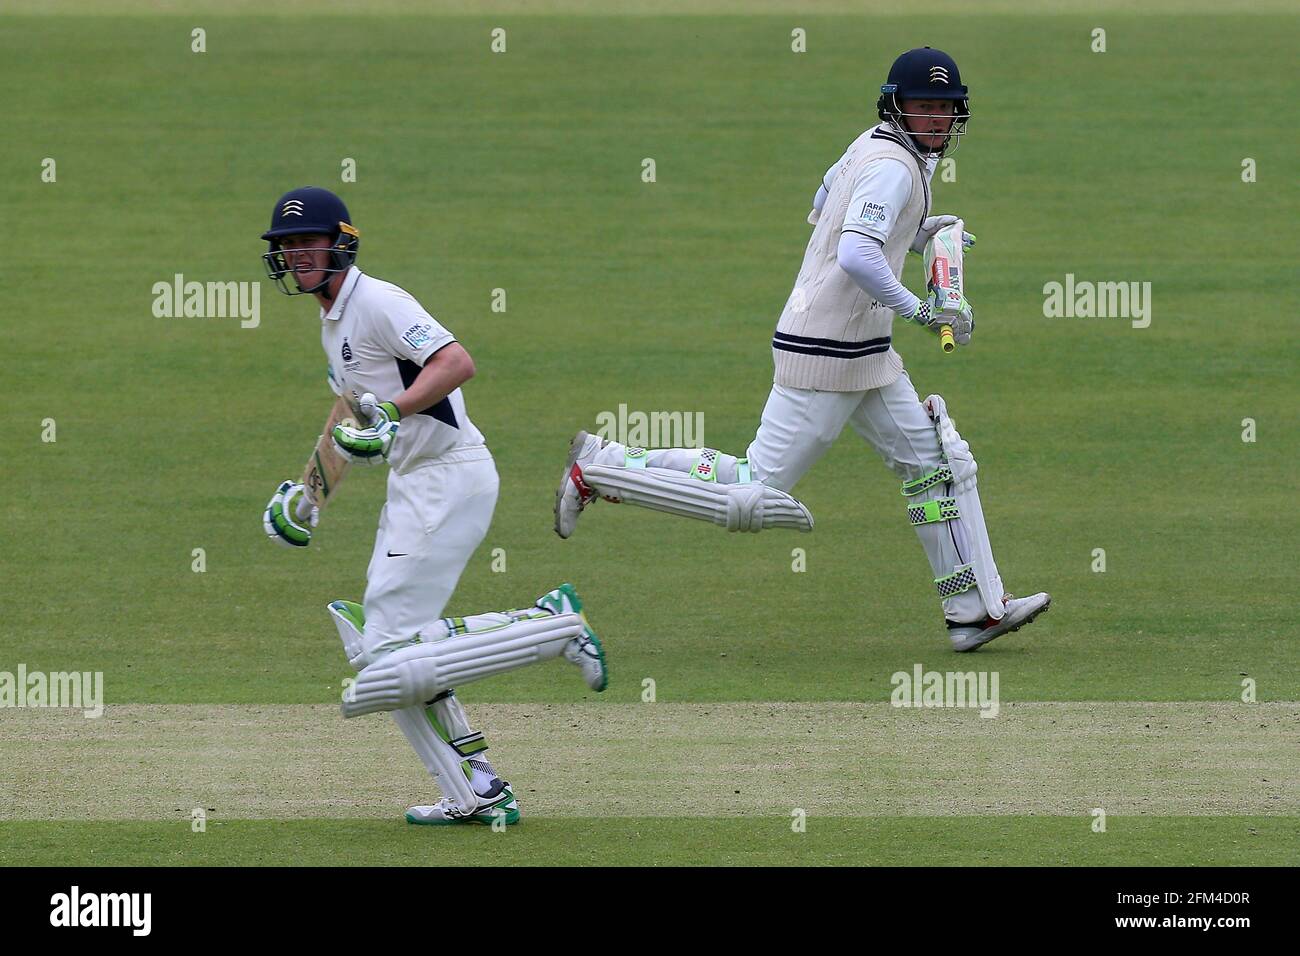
946, 592, 1051, 652
554, 431, 607, 539
405, 779, 520, 826
536, 582, 608, 692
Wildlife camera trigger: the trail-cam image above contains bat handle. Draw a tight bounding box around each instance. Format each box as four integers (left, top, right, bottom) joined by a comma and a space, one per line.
358, 392, 378, 424
939, 326, 956, 354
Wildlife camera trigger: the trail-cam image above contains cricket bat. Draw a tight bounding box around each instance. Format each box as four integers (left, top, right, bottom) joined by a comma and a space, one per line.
302, 394, 363, 511
924, 220, 967, 354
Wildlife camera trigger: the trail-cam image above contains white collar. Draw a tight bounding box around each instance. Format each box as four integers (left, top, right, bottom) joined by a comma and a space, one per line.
321, 266, 363, 322
874, 123, 944, 174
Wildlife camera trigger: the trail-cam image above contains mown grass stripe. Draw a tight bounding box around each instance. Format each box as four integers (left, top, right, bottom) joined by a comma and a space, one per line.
2, 702, 1295, 821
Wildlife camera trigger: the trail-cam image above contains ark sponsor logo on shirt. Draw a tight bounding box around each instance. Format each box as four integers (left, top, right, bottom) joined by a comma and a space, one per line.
402, 323, 434, 350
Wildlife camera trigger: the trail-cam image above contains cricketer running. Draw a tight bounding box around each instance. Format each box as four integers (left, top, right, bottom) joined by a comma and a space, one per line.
260, 186, 608, 825
555, 48, 1051, 652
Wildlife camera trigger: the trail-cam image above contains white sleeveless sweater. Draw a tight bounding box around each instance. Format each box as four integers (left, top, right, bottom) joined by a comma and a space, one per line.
772, 125, 930, 392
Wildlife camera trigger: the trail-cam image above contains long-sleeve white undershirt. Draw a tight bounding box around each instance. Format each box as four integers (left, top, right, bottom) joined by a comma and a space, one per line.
836, 231, 921, 316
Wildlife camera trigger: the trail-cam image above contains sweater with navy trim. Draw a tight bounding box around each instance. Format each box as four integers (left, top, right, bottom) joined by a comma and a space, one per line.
772, 124, 930, 392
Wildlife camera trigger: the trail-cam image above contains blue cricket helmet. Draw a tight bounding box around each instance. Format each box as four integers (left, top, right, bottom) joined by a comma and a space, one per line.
261, 186, 360, 296
876, 47, 971, 155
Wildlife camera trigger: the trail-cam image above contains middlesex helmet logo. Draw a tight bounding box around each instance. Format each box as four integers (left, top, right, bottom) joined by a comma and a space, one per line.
929, 66, 950, 84
281, 199, 305, 217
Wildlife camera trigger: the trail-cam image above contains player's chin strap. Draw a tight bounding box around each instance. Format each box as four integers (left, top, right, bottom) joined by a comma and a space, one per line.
297, 270, 334, 300
900, 395, 1006, 620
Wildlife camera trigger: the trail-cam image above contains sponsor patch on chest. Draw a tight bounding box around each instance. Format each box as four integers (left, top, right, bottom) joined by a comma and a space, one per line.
401, 323, 434, 350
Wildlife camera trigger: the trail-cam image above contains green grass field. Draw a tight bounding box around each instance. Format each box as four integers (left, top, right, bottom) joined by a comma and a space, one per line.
2, 1, 1296, 865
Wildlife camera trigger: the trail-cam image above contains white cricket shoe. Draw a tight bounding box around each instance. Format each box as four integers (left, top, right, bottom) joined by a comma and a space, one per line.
947, 592, 1051, 652
536, 583, 608, 692
554, 431, 605, 539
406, 779, 520, 826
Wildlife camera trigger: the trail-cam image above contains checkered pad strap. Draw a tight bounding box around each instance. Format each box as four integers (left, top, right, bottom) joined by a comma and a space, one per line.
901, 465, 954, 497
907, 496, 960, 526
936, 564, 978, 599
625, 447, 647, 469
690, 448, 720, 482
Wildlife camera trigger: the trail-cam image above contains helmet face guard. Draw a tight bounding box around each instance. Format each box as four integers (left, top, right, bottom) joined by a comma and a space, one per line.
875, 47, 971, 157
263, 222, 359, 296
260, 187, 360, 297
877, 87, 970, 157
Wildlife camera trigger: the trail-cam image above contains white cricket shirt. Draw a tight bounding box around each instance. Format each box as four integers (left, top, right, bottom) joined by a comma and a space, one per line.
320, 267, 486, 472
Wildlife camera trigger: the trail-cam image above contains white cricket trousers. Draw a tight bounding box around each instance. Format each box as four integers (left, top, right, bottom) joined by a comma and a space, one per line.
747, 373, 986, 622
361, 448, 499, 660
597, 373, 989, 623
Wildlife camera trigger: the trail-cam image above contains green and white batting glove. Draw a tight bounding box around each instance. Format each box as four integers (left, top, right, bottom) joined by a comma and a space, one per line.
904, 290, 976, 346
332, 392, 401, 464
264, 479, 318, 548
909, 215, 977, 256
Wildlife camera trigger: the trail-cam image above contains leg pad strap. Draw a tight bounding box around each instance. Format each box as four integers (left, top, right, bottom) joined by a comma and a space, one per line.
901, 465, 954, 497
907, 497, 960, 526
936, 564, 979, 599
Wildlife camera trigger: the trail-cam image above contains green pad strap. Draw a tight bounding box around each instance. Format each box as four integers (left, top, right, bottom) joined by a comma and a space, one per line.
625, 447, 647, 469
907, 497, 960, 526
936, 564, 978, 599
901, 465, 954, 497
690, 448, 719, 482
736, 458, 752, 483
449, 732, 488, 758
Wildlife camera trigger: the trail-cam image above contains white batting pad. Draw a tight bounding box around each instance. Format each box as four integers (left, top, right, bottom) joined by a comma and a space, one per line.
389, 706, 478, 814
342, 613, 585, 717
925, 394, 1006, 619
329, 599, 479, 813
581, 464, 813, 533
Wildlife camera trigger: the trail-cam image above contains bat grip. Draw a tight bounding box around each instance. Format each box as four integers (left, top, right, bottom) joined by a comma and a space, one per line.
939, 326, 955, 353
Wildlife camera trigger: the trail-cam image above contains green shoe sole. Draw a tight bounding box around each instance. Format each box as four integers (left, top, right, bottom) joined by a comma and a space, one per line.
406, 805, 521, 826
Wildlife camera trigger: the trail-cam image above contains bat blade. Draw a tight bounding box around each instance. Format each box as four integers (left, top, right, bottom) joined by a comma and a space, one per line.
924, 219, 967, 354
302, 395, 362, 510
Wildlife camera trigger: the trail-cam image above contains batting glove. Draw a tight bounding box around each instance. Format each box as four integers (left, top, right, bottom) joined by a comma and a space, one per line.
264, 479, 318, 548
910, 215, 977, 256
904, 290, 976, 346
332, 392, 401, 464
